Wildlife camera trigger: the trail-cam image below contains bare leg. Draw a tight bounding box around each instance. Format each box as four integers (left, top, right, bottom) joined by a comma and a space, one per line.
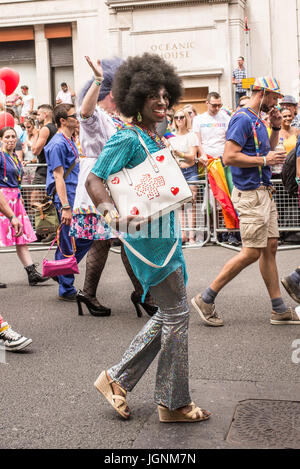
16, 244, 33, 267
210, 247, 261, 293
259, 238, 282, 299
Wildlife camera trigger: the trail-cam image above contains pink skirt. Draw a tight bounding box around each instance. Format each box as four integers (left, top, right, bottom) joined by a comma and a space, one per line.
0, 188, 37, 246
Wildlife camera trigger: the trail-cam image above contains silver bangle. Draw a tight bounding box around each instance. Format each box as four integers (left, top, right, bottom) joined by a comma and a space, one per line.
262, 156, 267, 167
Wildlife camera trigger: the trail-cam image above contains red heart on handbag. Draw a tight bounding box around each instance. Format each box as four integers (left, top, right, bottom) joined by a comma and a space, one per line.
130, 207, 140, 216
111, 177, 120, 184
156, 155, 165, 162
171, 187, 179, 196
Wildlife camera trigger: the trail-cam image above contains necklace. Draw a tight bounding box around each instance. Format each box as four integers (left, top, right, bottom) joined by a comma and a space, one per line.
129, 120, 165, 149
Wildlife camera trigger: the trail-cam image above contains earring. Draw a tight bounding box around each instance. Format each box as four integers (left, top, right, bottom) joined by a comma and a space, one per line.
137, 112, 142, 123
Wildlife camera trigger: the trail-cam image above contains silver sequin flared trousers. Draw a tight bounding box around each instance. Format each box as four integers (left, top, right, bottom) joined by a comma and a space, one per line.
108, 267, 191, 411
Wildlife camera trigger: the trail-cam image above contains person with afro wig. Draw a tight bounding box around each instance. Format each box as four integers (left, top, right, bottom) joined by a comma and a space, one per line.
86, 53, 211, 423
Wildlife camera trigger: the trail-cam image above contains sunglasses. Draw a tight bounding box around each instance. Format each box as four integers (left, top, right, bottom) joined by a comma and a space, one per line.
174, 116, 185, 121
209, 103, 223, 108
66, 113, 77, 119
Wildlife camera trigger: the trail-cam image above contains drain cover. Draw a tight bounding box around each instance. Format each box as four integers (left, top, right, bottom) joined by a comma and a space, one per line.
227, 400, 300, 448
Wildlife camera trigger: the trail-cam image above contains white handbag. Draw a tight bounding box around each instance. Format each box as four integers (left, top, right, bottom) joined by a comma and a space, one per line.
107, 130, 192, 223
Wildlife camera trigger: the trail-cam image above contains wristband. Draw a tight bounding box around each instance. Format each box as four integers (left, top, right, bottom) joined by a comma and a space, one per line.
61, 204, 71, 210
272, 126, 281, 131
94, 77, 104, 87
296, 177, 300, 186
262, 156, 267, 167
8, 215, 15, 223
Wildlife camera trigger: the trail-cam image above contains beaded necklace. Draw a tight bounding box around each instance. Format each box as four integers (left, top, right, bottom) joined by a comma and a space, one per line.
128, 120, 165, 149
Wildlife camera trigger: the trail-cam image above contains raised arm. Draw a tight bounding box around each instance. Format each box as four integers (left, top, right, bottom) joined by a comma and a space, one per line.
81, 56, 104, 118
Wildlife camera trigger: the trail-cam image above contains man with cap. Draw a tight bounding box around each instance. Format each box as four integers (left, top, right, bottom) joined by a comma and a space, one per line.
192, 77, 300, 326
280, 95, 300, 129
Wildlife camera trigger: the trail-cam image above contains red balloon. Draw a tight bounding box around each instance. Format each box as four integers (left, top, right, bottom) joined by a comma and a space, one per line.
0, 68, 20, 96
0, 112, 15, 130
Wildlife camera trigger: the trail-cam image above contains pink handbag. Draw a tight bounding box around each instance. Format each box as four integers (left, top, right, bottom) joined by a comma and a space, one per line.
42, 227, 79, 277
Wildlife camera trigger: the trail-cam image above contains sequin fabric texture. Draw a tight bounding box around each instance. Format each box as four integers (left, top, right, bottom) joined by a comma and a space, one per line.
108, 267, 191, 411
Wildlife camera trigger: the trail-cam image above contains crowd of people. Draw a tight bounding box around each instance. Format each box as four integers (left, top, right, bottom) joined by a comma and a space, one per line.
1, 53, 300, 425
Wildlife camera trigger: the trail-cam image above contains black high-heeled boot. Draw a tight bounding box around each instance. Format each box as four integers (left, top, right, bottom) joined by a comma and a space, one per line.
76, 290, 111, 317
130, 292, 158, 318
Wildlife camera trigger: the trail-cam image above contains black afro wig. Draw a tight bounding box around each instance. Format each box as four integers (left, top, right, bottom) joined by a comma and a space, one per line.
112, 53, 183, 118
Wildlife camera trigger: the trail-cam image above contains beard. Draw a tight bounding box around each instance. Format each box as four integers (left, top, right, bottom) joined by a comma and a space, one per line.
261, 103, 271, 113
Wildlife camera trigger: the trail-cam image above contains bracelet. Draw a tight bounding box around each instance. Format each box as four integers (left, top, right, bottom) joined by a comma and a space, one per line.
94, 77, 104, 87
262, 156, 267, 167
61, 204, 71, 210
8, 215, 15, 223
104, 209, 119, 226
272, 126, 281, 131
296, 177, 300, 186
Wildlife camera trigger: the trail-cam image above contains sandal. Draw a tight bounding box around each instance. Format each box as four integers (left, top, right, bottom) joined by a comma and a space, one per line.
158, 402, 211, 423
94, 370, 130, 419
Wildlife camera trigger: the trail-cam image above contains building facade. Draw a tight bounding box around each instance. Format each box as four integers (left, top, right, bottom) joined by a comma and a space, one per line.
0, 0, 299, 110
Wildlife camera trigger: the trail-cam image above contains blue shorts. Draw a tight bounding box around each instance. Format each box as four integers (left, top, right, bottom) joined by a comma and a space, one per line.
181, 165, 199, 183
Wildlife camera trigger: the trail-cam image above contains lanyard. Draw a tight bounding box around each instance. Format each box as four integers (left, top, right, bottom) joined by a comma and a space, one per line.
238, 110, 264, 179
61, 133, 79, 162
1, 151, 22, 195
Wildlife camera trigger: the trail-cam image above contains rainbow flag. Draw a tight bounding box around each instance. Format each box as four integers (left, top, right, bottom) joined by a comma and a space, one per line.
207, 157, 239, 230
164, 131, 176, 139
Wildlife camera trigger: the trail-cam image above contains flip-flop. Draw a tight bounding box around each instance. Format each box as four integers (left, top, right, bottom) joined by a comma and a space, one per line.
94, 370, 130, 419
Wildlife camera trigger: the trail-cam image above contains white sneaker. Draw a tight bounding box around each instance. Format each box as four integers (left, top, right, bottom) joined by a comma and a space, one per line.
0, 323, 32, 352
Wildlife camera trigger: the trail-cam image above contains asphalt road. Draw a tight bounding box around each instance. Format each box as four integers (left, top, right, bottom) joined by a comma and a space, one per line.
1, 245, 300, 449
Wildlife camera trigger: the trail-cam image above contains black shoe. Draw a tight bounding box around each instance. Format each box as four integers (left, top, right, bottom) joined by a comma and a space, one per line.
130, 292, 158, 318
228, 233, 240, 247
25, 264, 50, 286
0, 282, 7, 288
58, 293, 77, 302
76, 290, 111, 317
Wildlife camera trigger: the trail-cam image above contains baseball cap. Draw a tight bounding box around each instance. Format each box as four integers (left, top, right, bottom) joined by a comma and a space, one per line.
281, 95, 297, 105
252, 77, 283, 97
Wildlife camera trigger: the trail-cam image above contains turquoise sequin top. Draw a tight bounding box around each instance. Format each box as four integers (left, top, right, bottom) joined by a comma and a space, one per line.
91, 127, 187, 299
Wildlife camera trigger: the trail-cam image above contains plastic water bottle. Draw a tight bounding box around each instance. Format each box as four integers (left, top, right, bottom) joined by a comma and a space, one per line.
272, 137, 285, 175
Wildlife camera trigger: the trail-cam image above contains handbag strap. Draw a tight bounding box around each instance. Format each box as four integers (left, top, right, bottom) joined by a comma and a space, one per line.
110, 127, 180, 268
112, 219, 180, 269
43, 225, 76, 260
50, 160, 78, 199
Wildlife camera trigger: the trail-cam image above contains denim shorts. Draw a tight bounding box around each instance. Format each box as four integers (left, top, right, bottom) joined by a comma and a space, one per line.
181, 165, 199, 183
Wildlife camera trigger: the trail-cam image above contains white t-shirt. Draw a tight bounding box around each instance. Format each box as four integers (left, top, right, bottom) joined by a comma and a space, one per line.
56, 90, 73, 105
170, 131, 199, 153
192, 111, 230, 158
21, 94, 34, 117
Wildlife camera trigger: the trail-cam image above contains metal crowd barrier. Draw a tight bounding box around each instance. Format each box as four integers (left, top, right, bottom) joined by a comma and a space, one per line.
0, 164, 299, 253
213, 178, 300, 252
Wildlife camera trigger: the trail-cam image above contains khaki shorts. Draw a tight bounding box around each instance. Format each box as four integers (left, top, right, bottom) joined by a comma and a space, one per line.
231, 186, 279, 248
